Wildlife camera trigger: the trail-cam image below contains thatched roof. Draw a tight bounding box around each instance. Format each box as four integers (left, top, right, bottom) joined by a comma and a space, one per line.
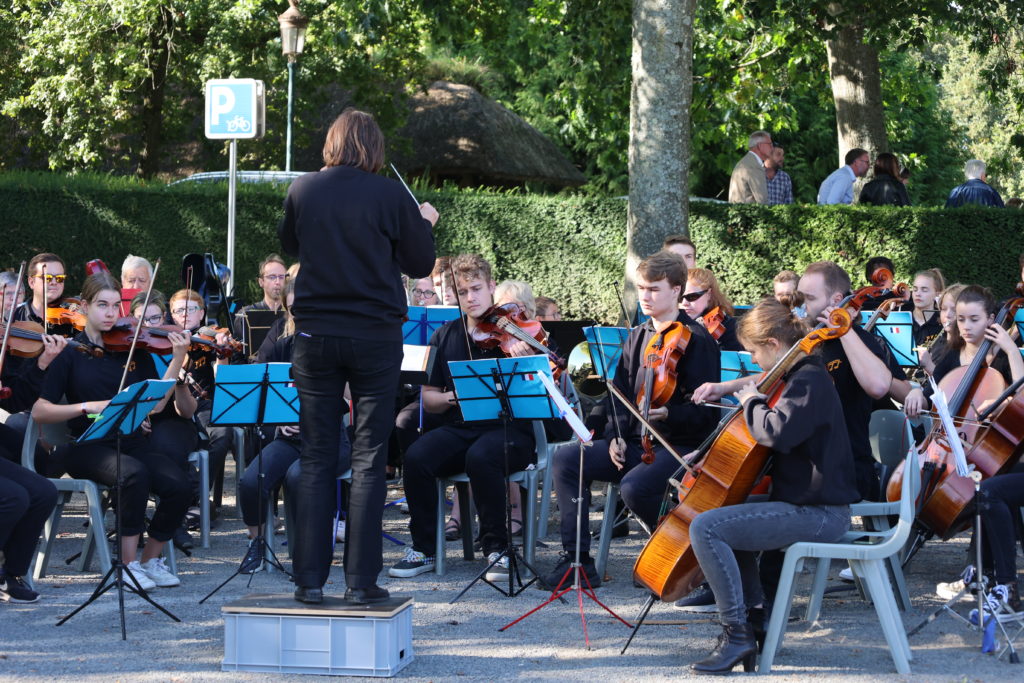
389, 81, 586, 188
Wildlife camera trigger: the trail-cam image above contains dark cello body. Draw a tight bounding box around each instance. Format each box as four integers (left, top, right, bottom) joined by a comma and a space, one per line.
887, 296, 1024, 538
633, 308, 853, 601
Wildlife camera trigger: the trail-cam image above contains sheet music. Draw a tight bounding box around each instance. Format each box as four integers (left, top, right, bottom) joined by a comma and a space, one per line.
536, 371, 592, 443
928, 377, 970, 477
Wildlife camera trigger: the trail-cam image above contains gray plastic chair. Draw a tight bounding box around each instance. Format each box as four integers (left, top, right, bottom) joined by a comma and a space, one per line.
760, 425, 920, 675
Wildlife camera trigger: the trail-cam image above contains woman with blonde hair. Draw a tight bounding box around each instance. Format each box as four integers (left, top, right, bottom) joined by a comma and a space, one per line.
680, 268, 742, 351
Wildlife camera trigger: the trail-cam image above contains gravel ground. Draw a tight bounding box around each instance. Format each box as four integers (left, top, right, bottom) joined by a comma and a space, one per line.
2, 468, 1022, 682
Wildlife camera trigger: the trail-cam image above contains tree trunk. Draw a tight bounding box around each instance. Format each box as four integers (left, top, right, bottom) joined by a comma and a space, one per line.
624, 0, 697, 320
138, 7, 173, 178
825, 21, 889, 166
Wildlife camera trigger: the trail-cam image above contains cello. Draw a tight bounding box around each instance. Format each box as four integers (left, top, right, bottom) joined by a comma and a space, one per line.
886, 292, 1024, 538
632, 306, 854, 602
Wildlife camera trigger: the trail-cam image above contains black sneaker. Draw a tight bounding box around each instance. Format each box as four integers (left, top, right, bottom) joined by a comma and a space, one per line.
240, 538, 263, 574
538, 552, 601, 590
674, 582, 717, 612
388, 548, 435, 578
0, 574, 40, 603
172, 525, 195, 551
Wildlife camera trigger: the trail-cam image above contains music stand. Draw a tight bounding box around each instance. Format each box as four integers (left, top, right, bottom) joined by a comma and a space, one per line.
200, 363, 299, 603
240, 310, 284, 359
543, 320, 594, 356
446, 355, 560, 602
402, 305, 461, 345
582, 326, 629, 381
57, 379, 179, 639
864, 311, 918, 367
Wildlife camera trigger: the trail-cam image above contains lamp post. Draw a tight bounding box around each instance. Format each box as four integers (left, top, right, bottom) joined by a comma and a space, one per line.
278, 0, 308, 172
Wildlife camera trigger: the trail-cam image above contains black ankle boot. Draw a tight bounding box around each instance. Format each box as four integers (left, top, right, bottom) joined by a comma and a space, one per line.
746, 607, 766, 653
691, 622, 757, 674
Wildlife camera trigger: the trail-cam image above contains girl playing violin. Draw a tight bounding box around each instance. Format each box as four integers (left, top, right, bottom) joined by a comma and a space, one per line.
680, 268, 743, 351
688, 298, 859, 674
31, 272, 194, 590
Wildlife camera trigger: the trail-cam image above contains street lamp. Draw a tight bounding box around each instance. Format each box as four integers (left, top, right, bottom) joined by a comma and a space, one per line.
278, 0, 308, 172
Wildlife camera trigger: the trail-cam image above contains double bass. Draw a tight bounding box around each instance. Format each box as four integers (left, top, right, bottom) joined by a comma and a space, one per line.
632, 307, 854, 601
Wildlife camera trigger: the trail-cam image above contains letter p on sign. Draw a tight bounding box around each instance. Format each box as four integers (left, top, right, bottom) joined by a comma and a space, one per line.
204, 79, 264, 140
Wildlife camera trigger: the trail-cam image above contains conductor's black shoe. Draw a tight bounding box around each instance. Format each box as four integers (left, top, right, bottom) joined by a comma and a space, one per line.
294, 586, 323, 604
172, 525, 195, 551
344, 585, 390, 604
538, 552, 601, 590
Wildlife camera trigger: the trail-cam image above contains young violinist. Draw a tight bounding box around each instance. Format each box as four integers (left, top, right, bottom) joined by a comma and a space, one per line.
431, 257, 459, 306
539, 250, 721, 588
389, 254, 538, 581
910, 268, 945, 348
687, 298, 859, 674
31, 272, 194, 591
168, 288, 237, 513
536, 296, 561, 321
680, 268, 743, 351
13, 253, 66, 326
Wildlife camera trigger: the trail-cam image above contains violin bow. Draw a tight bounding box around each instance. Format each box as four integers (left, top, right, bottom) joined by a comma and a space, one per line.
606, 381, 695, 476
0, 261, 27, 382
117, 258, 161, 393
41, 263, 48, 336
612, 281, 632, 327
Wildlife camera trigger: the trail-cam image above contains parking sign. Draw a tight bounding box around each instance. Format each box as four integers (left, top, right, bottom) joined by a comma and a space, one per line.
205, 79, 265, 140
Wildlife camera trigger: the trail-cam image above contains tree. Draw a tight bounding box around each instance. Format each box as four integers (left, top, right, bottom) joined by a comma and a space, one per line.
625, 0, 698, 298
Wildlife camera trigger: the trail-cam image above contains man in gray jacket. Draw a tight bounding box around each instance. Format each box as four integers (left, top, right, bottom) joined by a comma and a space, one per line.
728, 130, 772, 204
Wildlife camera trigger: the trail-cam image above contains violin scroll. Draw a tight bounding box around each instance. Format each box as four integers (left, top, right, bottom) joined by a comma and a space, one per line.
798, 307, 852, 354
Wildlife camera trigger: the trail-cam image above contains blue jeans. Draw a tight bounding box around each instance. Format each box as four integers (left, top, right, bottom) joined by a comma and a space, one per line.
689, 501, 851, 624
291, 333, 401, 590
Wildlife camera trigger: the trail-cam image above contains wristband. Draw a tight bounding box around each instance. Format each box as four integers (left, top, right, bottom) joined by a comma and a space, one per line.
80, 403, 88, 416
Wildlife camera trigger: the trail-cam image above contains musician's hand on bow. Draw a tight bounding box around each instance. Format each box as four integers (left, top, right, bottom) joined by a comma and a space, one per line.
735, 380, 766, 406
647, 406, 668, 422
903, 387, 927, 418
168, 330, 191, 360
279, 425, 300, 437
609, 437, 626, 471
692, 382, 725, 405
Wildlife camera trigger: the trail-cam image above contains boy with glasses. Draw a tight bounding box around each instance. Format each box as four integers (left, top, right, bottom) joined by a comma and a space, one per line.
13, 253, 67, 325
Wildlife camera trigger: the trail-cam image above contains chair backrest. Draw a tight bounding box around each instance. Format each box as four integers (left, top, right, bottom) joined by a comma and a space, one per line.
866, 422, 920, 558
532, 420, 549, 469
21, 414, 40, 473
869, 409, 912, 467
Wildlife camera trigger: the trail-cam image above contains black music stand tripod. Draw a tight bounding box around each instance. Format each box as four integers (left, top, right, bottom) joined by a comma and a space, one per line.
446, 357, 560, 602
57, 380, 180, 639
201, 363, 299, 603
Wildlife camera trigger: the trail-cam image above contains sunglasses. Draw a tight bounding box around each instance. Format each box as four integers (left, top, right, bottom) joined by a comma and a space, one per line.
39, 274, 66, 283
681, 289, 708, 302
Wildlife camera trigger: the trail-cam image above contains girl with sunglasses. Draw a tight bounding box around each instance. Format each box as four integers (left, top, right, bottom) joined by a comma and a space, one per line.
680, 268, 743, 351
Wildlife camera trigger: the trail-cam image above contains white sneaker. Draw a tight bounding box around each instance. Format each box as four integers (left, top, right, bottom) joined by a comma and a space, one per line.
335, 519, 346, 543
485, 552, 510, 583
125, 561, 157, 591
140, 557, 181, 587
839, 567, 854, 582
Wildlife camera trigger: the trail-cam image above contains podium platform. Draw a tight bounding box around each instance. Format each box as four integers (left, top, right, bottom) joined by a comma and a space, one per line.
222, 593, 414, 677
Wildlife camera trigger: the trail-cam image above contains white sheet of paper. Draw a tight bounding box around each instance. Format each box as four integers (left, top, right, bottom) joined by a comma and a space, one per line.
928, 378, 970, 478
536, 371, 593, 443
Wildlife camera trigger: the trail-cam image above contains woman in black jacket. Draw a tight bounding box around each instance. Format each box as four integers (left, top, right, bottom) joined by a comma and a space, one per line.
688, 299, 860, 674
859, 152, 911, 206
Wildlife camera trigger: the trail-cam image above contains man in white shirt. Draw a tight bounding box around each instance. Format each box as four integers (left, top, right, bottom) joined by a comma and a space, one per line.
817, 148, 870, 205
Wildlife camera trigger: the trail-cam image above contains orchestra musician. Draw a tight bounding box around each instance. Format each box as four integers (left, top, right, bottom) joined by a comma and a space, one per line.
909, 268, 945, 348
31, 272, 194, 591
917, 283, 965, 378
279, 108, 437, 605
680, 268, 743, 351
772, 270, 799, 302
688, 298, 859, 674
13, 253, 66, 325
539, 250, 720, 588
663, 234, 698, 269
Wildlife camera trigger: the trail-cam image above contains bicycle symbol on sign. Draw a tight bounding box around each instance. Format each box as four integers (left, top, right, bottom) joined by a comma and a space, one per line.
226, 115, 251, 133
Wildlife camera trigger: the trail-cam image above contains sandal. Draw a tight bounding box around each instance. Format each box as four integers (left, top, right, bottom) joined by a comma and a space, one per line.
444, 517, 462, 542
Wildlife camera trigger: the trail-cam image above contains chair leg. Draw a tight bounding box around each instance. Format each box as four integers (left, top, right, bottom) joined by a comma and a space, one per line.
804, 557, 831, 623
163, 540, 178, 575
85, 485, 111, 574
456, 482, 474, 561
435, 480, 447, 576
34, 493, 69, 581
854, 559, 911, 673
523, 475, 538, 567
760, 550, 803, 673
195, 450, 211, 549
594, 483, 619, 579
538, 451, 555, 539
264, 496, 276, 573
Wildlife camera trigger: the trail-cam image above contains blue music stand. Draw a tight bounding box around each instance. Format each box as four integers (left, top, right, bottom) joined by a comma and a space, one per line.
60, 379, 178, 638
403, 305, 461, 345
720, 350, 763, 383
583, 326, 629, 382
446, 355, 558, 601
867, 311, 918, 367
1014, 309, 1024, 342
635, 302, 650, 326
202, 363, 299, 601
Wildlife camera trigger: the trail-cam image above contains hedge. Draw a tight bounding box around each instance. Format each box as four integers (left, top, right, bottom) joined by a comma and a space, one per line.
4, 172, 1024, 324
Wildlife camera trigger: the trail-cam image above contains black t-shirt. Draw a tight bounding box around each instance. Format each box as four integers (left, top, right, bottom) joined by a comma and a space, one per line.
426, 316, 513, 430
715, 314, 744, 352
820, 325, 905, 467
40, 333, 160, 438
184, 347, 218, 395
926, 346, 1014, 403
912, 310, 943, 349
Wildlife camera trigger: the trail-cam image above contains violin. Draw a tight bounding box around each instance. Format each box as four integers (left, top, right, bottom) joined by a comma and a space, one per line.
101, 318, 188, 355
701, 307, 725, 341
192, 326, 243, 358
632, 307, 853, 602
46, 297, 87, 331
0, 320, 101, 359
636, 321, 692, 464
472, 302, 566, 375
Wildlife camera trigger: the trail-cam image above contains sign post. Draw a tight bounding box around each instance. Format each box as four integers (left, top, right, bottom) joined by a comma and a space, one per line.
204, 78, 265, 296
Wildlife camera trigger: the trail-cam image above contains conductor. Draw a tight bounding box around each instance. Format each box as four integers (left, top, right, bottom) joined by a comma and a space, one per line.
279, 108, 438, 604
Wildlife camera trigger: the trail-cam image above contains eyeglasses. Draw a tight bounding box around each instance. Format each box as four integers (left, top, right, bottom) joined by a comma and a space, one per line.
413, 289, 436, 299
142, 314, 164, 325
261, 274, 287, 282
39, 274, 66, 283
172, 306, 201, 316
681, 289, 709, 302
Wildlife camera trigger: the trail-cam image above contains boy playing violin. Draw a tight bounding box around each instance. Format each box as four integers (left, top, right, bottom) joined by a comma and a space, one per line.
538, 250, 720, 588
13, 253, 66, 326
389, 254, 539, 581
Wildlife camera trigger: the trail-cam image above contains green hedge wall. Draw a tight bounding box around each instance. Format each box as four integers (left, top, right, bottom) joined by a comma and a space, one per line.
3, 172, 1023, 324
